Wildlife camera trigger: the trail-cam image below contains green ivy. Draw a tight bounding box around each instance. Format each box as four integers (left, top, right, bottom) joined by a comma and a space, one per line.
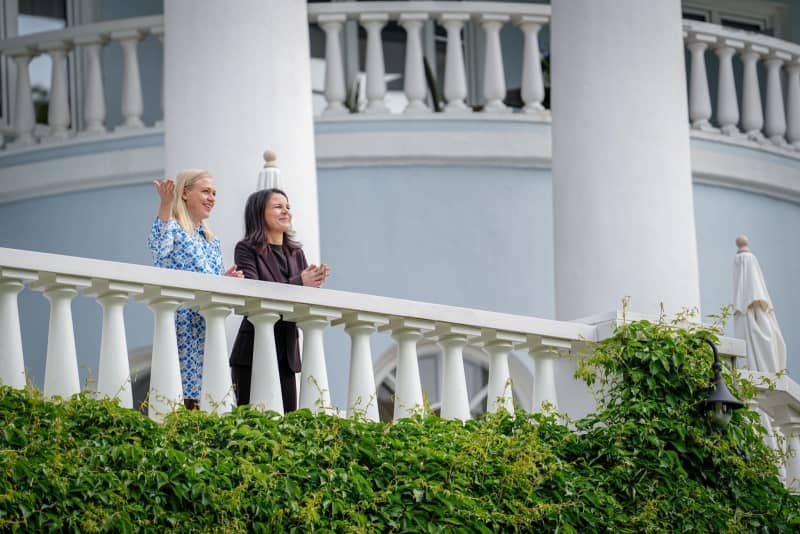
1, 317, 798, 532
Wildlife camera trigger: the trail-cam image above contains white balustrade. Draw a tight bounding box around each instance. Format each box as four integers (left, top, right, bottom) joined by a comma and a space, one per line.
196, 294, 244, 414
714, 42, 741, 136
435, 324, 479, 420
383, 318, 434, 420
772, 405, 800, 492
740, 45, 766, 141
113, 29, 146, 130
439, 13, 469, 112
334, 311, 388, 420
480, 330, 524, 414
319, 14, 348, 115
524, 336, 566, 413
7, 48, 37, 147
787, 60, 800, 149
40, 41, 72, 141
480, 14, 510, 112
75, 35, 108, 135
288, 305, 341, 414
686, 34, 715, 131
0, 269, 37, 389
764, 53, 790, 145
360, 13, 389, 114
400, 13, 428, 113
515, 15, 548, 116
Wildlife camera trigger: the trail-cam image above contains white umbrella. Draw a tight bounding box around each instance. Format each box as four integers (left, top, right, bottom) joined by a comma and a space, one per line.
733, 235, 786, 373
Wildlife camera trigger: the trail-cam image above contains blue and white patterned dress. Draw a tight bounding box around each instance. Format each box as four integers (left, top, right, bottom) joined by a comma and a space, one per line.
147, 217, 225, 400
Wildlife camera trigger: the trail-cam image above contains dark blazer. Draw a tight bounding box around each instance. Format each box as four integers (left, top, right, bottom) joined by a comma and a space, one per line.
229, 240, 308, 373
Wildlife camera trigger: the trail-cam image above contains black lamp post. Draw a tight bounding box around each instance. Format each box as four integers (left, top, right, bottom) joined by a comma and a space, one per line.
701, 338, 744, 427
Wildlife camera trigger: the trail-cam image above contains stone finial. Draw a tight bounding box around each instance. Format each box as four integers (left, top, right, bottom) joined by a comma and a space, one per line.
736, 235, 750, 253
263, 150, 277, 167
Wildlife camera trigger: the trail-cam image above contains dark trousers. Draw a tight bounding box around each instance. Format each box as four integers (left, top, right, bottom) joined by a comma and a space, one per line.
231, 358, 297, 413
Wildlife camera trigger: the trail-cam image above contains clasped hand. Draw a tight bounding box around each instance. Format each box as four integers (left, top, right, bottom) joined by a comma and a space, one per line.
301, 264, 329, 288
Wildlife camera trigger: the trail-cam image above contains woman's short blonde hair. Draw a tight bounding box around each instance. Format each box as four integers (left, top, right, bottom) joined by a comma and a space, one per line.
173, 169, 216, 241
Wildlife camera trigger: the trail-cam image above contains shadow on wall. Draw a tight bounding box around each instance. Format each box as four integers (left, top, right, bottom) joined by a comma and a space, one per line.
129, 346, 151, 414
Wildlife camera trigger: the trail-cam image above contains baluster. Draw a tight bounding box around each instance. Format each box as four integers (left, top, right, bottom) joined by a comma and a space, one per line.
400, 13, 428, 113
740, 45, 767, 141
360, 13, 389, 114
480, 330, 524, 414
435, 325, 479, 421
113, 29, 146, 130
141, 287, 192, 421
774, 407, 800, 492
686, 34, 715, 131
242, 300, 294, 413
381, 318, 434, 420
787, 59, 800, 149
0, 269, 37, 389
197, 294, 243, 414
319, 14, 347, 115
75, 35, 109, 135
333, 312, 388, 420
7, 47, 37, 147
479, 14, 510, 112
152, 26, 164, 126
523, 336, 566, 412
287, 305, 340, 414
86, 281, 143, 408
764, 51, 790, 145
32, 274, 91, 399
40, 41, 72, 141
714, 41, 741, 135
439, 13, 469, 112
515, 15, 548, 116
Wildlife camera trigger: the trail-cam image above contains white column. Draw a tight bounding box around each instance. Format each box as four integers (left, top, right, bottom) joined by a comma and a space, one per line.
75, 35, 108, 135
113, 29, 145, 130
740, 45, 766, 141
715, 42, 741, 135
515, 15, 548, 116
242, 300, 293, 413
400, 13, 428, 114
480, 14, 509, 112
774, 413, 800, 492
360, 13, 389, 114
0, 270, 36, 389
439, 13, 469, 112
142, 288, 191, 421
197, 295, 243, 414
686, 35, 715, 131
152, 26, 164, 126
334, 312, 388, 421
288, 305, 340, 414
319, 14, 347, 115
88, 281, 142, 408
480, 330, 524, 414
764, 53, 790, 145
40, 41, 72, 141
787, 60, 800, 148
7, 48, 36, 147
165, 1, 321, 265
435, 325, 479, 421
552, 0, 700, 319
384, 318, 434, 420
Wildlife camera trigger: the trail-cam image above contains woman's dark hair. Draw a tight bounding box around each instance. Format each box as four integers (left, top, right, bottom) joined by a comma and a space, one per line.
242, 188, 301, 254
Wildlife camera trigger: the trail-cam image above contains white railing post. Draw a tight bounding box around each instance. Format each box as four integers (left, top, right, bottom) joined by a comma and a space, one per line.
0, 269, 37, 389
333, 311, 388, 421
480, 330, 524, 414
75, 35, 108, 135
382, 318, 434, 420
319, 14, 348, 115
515, 15, 548, 116
196, 294, 243, 414
435, 324, 479, 421
714, 41, 741, 135
787, 59, 800, 149
479, 14, 510, 112
740, 45, 767, 141
40, 41, 72, 141
360, 13, 389, 114
764, 52, 790, 145
141, 287, 192, 421
522, 336, 565, 413
7, 47, 37, 147
773, 406, 800, 492
241, 299, 294, 414
31, 274, 91, 399
439, 13, 469, 112
400, 12, 428, 114
686, 34, 715, 131
86, 280, 143, 408
113, 29, 146, 130
287, 305, 341, 414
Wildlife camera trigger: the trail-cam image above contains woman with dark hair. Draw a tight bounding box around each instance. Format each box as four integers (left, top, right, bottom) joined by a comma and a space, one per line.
229, 188, 328, 412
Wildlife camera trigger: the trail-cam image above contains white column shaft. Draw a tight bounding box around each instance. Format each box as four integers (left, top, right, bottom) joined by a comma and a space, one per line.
392, 329, 424, 420
298, 319, 331, 413
199, 305, 235, 413
0, 281, 26, 389
400, 16, 427, 113
481, 19, 508, 111
361, 17, 388, 113
321, 18, 347, 114
11, 53, 36, 146
118, 35, 145, 129
81, 41, 107, 134
438, 336, 471, 421
687, 41, 712, 129
740, 50, 764, 136
441, 17, 468, 111
97, 293, 133, 407
147, 299, 183, 420
485, 342, 514, 414
46, 48, 71, 139
248, 312, 284, 413
764, 57, 787, 143
43, 287, 81, 398
531, 352, 558, 412
787, 65, 800, 147
715, 46, 740, 134
782, 431, 800, 492
519, 22, 545, 113
345, 324, 379, 420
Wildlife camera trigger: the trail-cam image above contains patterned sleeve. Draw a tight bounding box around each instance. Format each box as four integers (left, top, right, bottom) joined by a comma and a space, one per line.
211, 239, 225, 275
146, 217, 179, 268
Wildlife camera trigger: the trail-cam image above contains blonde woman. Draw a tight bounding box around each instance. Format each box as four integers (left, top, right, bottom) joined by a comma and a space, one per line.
147, 169, 242, 409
